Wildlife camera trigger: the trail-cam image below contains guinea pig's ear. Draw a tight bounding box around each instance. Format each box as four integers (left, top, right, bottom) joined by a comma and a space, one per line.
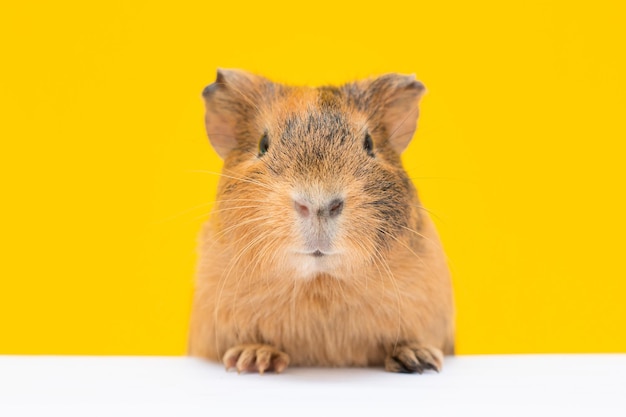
366, 74, 426, 153
202, 69, 268, 159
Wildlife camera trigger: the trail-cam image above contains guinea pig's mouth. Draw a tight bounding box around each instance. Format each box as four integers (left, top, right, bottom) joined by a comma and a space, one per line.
296, 250, 334, 258
291, 249, 342, 277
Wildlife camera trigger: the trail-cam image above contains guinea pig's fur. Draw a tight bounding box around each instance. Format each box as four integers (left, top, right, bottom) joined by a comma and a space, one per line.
188, 69, 455, 374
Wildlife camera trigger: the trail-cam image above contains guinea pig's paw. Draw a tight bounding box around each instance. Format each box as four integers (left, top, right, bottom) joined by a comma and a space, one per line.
223, 344, 290, 374
385, 344, 443, 374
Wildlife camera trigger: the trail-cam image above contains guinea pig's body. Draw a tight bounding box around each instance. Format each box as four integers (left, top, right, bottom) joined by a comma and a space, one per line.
188, 69, 454, 374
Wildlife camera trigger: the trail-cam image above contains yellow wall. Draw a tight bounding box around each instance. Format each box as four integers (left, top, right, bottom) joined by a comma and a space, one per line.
1, 0, 625, 355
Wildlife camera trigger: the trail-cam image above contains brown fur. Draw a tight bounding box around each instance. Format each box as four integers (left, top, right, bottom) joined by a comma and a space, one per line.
189, 69, 455, 373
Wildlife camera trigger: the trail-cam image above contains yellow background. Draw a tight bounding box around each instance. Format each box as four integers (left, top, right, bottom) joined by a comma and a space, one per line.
1, 0, 625, 355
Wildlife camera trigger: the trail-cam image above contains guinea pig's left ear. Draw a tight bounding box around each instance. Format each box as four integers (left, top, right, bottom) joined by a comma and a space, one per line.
202, 69, 269, 159
368, 74, 426, 153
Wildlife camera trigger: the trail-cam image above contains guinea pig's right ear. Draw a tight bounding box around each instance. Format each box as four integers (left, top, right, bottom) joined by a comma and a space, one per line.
348, 74, 426, 154
202, 69, 267, 159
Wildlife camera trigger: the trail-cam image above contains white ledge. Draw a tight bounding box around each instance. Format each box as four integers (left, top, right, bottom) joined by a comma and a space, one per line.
1, 354, 625, 416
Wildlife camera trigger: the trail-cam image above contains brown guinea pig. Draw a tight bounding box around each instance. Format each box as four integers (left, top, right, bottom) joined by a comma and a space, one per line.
188, 69, 455, 374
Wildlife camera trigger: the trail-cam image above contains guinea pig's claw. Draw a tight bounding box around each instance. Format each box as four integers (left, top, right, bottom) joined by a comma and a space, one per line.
223, 344, 290, 375
385, 344, 443, 374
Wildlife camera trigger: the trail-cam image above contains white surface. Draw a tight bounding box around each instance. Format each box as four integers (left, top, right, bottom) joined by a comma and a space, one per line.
1, 354, 625, 416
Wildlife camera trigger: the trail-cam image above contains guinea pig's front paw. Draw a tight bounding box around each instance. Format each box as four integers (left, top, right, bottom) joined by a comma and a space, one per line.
385, 344, 443, 374
223, 344, 290, 374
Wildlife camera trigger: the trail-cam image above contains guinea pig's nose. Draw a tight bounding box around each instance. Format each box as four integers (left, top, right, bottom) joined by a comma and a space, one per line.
293, 198, 344, 219
326, 198, 344, 218
294, 199, 311, 218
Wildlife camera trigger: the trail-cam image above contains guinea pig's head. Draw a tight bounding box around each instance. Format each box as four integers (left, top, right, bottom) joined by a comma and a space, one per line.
203, 69, 425, 280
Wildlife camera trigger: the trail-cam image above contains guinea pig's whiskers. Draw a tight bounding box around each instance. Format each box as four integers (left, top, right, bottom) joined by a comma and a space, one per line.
241, 228, 283, 278
289, 279, 298, 344
345, 233, 372, 291
153, 201, 218, 225
369, 237, 403, 352
380, 228, 438, 280
190, 169, 274, 192
223, 167, 275, 191
191, 205, 263, 223
345, 229, 387, 303
204, 216, 273, 260
409, 176, 466, 182
400, 224, 458, 277
214, 231, 269, 354
154, 197, 267, 225
230, 233, 271, 335
211, 197, 270, 205
246, 236, 272, 287
400, 225, 444, 251
411, 203, 444, 223
212, 228, 262, 265
235, 231, 287, 326
209, 215, 274, 243
407, 205, 454, 275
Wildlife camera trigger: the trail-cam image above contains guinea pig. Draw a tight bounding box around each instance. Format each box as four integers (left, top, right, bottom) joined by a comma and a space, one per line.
188, 69, 454, 374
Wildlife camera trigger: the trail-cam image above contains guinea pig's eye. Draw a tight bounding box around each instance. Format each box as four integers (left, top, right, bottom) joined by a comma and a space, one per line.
258, 133, 270, 157
363, 133, 374, 157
